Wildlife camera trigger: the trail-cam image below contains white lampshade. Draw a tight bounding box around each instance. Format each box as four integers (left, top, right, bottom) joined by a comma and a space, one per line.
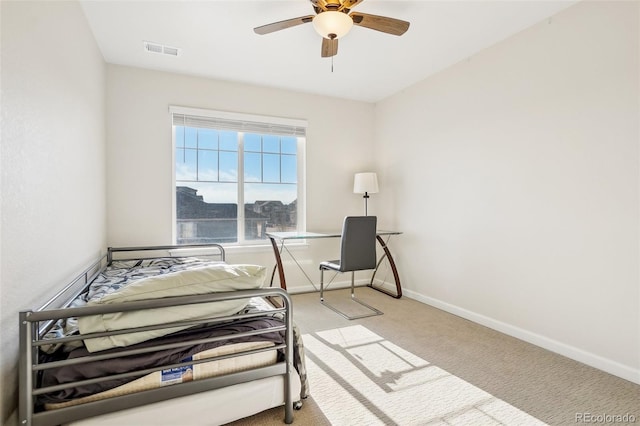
312, 11, 353, 39
353, 172, 379, 194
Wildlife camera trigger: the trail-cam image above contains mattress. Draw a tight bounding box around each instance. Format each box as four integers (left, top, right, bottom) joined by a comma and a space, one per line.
46, 340, 277, 410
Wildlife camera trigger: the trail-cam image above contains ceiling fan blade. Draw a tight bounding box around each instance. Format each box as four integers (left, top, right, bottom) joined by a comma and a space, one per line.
254, 15, 314, 35
321, 37, 338, 57
338, 0, 364, 12
350, 12, 410, 36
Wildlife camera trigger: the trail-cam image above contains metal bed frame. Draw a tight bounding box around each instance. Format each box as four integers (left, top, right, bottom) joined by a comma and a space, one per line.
19, 245, 295, 426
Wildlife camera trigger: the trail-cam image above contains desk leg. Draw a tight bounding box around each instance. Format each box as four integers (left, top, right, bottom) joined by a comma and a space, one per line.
368, 235, 402, 299
269, 236, 287, 290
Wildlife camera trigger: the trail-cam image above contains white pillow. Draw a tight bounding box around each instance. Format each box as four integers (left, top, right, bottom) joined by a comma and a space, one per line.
79, 264, 267, 352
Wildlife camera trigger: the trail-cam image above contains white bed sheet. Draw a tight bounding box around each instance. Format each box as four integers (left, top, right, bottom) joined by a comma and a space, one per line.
64, 373, 302, 426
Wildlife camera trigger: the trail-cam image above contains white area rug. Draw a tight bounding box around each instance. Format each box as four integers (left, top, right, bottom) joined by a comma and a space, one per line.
303, 325, 547, 426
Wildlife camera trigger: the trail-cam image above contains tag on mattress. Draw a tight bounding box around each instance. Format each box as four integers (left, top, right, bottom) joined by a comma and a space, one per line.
160, 357, 194, 385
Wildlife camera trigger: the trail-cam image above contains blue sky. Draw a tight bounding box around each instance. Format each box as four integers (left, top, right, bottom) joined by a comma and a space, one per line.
175, 127, 298, 204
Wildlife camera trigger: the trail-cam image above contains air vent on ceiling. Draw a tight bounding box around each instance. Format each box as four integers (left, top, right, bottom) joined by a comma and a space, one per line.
143, 41, 181, 57
162, 46, 180, 56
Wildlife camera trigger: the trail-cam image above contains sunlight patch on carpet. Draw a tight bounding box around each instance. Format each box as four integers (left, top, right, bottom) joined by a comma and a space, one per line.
303, 325, 546, 425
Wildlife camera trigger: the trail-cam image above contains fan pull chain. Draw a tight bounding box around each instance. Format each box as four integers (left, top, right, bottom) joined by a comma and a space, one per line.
331, 55, 334, 72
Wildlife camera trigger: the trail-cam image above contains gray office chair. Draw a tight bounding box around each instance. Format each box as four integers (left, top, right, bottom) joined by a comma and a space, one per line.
319, 216, 383, 320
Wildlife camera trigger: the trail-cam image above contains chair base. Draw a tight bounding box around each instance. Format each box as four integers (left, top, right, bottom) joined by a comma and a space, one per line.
320, 268, 383, 320
321, 294, 383, 320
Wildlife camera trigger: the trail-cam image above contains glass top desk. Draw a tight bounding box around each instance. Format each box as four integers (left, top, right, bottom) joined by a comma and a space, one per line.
266, 230, 402, 299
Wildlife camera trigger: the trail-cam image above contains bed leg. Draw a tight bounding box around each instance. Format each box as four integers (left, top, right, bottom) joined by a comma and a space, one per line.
284, 368, 293, 424
285, 403, 293, 424
283, 290, 295, 424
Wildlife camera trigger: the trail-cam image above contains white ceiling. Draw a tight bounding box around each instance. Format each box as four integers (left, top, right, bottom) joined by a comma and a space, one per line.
80, 0, 578, 103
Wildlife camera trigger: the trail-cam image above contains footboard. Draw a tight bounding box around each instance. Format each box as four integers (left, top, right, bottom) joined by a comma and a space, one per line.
18, 245, 296, 426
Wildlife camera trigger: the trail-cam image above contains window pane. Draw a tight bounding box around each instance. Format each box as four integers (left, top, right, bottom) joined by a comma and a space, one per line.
281, 137, 297, 154
263, 153, 280, 182
198, 129, 217, 150
244, 133, 261, 152
198, 150, 218, 181
245, 183, 297, 240
220, 131, 238, 151
281, 154, 297, 183
244, 152, 261, 182
219, 151, 237, 182
263, 135, 280, 153
185, 127, 198, 149
176, 183, 238, 244
245, 183, 297, 204
175, 148, 197, 181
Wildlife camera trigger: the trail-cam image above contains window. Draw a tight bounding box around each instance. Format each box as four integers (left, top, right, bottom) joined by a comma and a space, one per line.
171, 107, 306, 245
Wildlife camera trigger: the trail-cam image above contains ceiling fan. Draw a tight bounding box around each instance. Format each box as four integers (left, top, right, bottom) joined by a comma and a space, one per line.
254, 0, 410, 58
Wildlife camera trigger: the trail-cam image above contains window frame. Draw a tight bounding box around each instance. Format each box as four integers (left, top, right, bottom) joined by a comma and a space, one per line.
170, 106, 307, 247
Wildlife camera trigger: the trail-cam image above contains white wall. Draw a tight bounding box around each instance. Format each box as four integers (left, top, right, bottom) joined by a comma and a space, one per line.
0, 1, 107, 423
106, 65, 377, 288
375, 0, 639, 383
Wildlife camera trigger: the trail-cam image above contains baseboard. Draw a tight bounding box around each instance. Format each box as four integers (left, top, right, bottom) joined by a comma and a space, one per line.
404, 289, 640, 385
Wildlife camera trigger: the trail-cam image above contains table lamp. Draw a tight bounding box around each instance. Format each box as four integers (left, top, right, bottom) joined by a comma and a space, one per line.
353, 172, 379, 216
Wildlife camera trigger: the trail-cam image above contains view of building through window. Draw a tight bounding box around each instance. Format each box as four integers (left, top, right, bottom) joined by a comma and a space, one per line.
175, 126, 300, 244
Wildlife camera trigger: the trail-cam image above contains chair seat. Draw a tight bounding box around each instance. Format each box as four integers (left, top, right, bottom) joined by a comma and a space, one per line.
319, 260, 341, 271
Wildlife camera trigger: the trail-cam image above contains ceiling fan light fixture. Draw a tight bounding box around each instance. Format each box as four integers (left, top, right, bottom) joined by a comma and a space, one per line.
312, 11, 353, 39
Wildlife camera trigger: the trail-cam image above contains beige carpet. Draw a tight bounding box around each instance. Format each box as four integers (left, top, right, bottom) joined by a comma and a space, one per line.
303, 323, 546, 425
228, 288, 639, 425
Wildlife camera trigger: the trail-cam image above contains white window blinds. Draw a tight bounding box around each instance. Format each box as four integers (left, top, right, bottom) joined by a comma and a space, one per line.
170, 106, 307, 137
